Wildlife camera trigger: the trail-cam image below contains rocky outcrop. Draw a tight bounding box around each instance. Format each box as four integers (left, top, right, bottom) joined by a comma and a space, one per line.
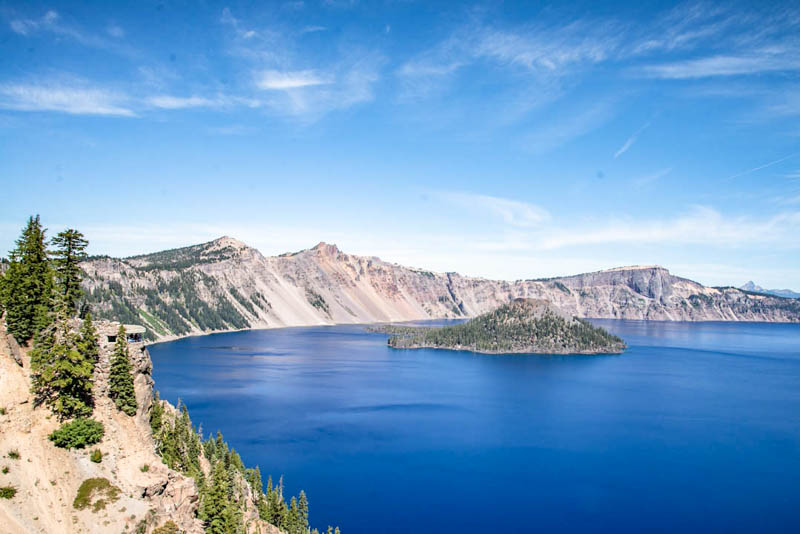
0, 319, 280, 534
80, 238, 800, 341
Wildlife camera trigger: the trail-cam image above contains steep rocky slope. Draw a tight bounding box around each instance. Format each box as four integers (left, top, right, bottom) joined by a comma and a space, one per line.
0, 320, 280, 534
81, 237, 800, 341
385, 298, 626, 354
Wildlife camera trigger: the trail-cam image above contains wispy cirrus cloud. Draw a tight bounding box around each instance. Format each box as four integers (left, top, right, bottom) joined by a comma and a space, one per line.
438, 192, 551, 228
632, 167, 672, 188
524, 100, 615, 154
256, 70, 329, 90
398, 17, 622, 100
146, 95, 224, 109
614, 121, 651, 158
9, 10, 60, 36
644, 51, 800, 79
536, 206, 800, 250
8, 10, 137, 57
220, 7, 382, 120
723, 152, 800, 181
0, 82, 134, 116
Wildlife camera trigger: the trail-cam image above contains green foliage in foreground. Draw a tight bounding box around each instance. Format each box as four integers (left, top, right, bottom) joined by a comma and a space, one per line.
150, 395, 339, 534
48, 418, 105, 449
389, 300, 625, 354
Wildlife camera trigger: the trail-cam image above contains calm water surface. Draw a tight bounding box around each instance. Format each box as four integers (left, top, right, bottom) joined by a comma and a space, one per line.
149, 320, 800, 533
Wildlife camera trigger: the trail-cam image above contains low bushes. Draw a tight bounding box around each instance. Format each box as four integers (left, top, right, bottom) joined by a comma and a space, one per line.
73, 478, 120, 512
48, 418, 104, 449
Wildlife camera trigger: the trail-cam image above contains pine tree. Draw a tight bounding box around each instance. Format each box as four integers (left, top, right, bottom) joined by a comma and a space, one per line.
1, 216, 54, 343
50, 228, 88, 315
30, 318, 94, 420
298, 490, 309, 532
150, 391, 164, 437
201, 460, 230, 534
76, 313, 99, 366
108, 325, 137, 416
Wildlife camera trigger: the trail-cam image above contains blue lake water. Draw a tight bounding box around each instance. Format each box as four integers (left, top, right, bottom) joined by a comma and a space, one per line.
148, 320, 800, 533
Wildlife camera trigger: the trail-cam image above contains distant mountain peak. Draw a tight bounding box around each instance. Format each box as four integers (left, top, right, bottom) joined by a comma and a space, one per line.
739, 281, 800, 299
311, 241, 341, 256
209, 236, 250, 250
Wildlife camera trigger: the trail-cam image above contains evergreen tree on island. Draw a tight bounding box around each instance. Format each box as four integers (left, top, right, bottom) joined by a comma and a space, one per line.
50, 228, 89, 315
0, 215, 55, 343
108, 325, 137, 416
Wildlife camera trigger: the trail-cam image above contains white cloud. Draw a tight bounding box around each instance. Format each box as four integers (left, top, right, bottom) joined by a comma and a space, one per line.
536, 206, 800, 250
147, 95, 221, 109
632, 167, 672, 188
439, 192, 551, 227
524, 101, 615, 154
107, 24, 125, 38
0, 83, 134, 116
614, 121, 650, 158
9, 10, 59, 35
256, 70, 329, 90
256, 55, 382, 119
723, 152, 799, 181
643, 51, 800, 79
398, 18, 622, 100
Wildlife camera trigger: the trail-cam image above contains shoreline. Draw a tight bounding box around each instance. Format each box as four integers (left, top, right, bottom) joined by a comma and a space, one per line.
144, 316, 800, 347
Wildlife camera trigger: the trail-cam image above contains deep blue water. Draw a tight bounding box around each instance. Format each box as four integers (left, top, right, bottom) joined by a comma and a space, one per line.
148, 320, 800, 533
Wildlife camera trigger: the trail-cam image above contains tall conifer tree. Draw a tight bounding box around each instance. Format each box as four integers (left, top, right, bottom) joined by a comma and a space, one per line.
30, 319, 94, 419
50, 229, 88, 314
108, 325, 137, 416
1, 216, 54, 343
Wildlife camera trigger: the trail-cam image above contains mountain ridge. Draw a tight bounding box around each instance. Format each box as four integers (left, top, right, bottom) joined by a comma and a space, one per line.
81, 237, 800, 341
739, 281, 800, 299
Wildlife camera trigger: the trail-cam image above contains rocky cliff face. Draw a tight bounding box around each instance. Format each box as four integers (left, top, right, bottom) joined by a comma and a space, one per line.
81, 238, 800, 341
0, 319, 279, 534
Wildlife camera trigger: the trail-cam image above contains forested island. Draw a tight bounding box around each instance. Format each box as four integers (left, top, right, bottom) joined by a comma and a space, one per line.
380, 299, 626, 355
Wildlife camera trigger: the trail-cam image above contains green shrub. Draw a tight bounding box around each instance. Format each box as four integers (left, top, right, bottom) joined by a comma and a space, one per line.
140, 464, 149, 472
152, 521, 179, 534
0, 486, 16, 499
73, 478, 120, 512
7, 450, 20, 460
90, 449, 102, 463
0, 407, 6, 415
2, 466, 8, 474
48, 418, 104, 449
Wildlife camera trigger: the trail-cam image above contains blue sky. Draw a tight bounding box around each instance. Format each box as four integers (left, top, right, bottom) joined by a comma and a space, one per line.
1, 1, 799, 288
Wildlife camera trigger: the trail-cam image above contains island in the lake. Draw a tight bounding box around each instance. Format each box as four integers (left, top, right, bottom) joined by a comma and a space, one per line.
373, 298, 626, 355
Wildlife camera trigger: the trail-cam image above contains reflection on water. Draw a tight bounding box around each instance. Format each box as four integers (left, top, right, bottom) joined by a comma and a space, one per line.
150, 320, 800, 533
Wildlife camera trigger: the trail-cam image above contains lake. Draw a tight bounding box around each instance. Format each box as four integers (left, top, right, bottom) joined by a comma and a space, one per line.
148, 320, 800, 533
